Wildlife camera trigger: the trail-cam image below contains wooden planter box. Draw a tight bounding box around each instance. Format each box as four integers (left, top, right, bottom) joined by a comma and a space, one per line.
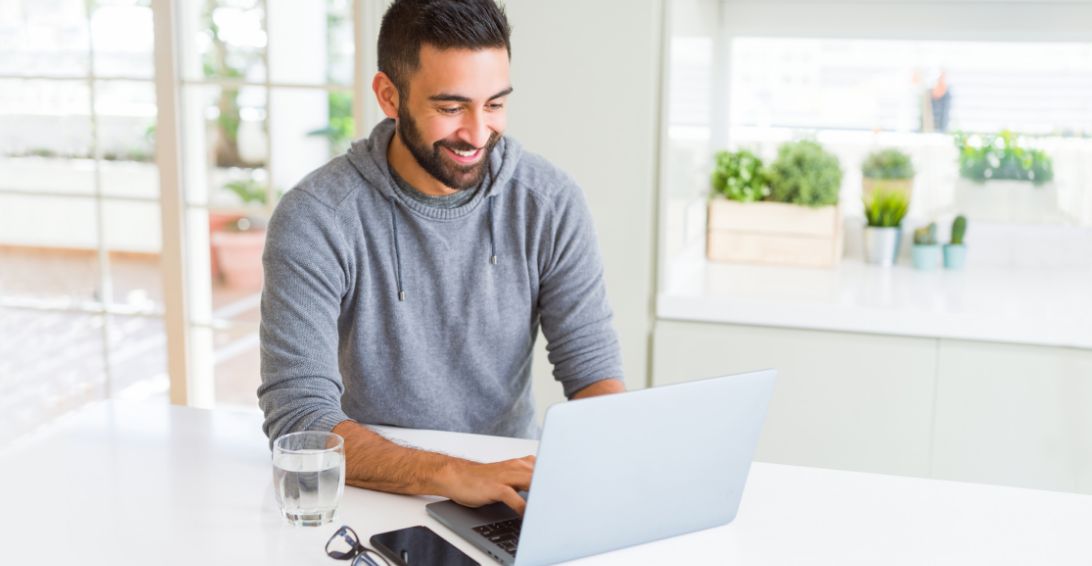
953, 179, 1062, 224
706, 199, 844, 268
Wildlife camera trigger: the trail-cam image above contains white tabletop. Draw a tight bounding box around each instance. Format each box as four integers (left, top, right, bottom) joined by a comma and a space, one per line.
3, 400, 1091, 565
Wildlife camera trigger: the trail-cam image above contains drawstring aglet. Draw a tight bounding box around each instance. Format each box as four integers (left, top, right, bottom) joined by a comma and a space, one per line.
490, 255, 497, 265
398, 290, 405, 301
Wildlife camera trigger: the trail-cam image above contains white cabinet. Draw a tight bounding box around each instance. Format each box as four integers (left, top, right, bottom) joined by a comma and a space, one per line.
653, 320, 937, 478
652, 320, 1092, 494
931, 340, 1092, 493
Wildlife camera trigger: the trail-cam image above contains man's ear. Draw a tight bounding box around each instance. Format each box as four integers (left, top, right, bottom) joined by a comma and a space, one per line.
372, 72, 399, 119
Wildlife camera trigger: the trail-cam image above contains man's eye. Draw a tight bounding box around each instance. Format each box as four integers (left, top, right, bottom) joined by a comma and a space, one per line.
438, 107, 461, 115
487, 103, 505, 111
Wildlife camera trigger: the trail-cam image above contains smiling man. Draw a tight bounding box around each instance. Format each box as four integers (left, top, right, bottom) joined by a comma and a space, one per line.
257, 0, 624, 514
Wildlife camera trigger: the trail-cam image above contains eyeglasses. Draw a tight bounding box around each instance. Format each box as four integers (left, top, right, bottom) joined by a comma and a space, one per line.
325, 525, 392, 566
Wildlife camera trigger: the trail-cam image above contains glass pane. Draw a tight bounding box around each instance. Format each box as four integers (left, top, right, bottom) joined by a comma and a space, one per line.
212, 323, 261, 408
0, 309, 106, 447
267, 0, 354, 86
723, 38, 1092, 226
181, 0, 267, 83
184, 208, 265, 328
326, 0, 355, 86
95, 80, 158, 194
0, 79, 94, 190
0, 195, 102, 307
181, 84, 270, 209
104, 200, 163, 312
108, 314, 169, 402
0, 0, 90, 77
90, 0, 154, 79
270, 87, 351, 184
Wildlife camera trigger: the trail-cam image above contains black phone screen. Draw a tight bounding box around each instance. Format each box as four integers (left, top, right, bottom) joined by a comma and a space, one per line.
369, 525, 480, 566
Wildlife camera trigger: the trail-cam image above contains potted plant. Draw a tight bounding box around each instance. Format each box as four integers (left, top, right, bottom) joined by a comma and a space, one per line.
943, 215, 968, 270
861, 148, 914, 200
953, 130, 1059, 223
707, 141, 844, 268
863, 188, 909, 266
211, 179, 271, 290
911, 222, 940, 270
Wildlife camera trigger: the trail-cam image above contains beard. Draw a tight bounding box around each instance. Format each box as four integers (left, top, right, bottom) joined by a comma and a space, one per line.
397, 104, 501, 191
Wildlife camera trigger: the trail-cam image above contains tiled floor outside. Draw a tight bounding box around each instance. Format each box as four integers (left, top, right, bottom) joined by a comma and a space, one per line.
0, 247, 262, 447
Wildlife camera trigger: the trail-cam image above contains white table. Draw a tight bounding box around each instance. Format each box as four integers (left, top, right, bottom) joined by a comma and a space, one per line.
2, 400, 1091, 565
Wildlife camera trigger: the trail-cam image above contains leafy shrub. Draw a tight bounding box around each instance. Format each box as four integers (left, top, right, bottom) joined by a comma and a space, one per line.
710, 149, 768, 202
767, 140, 843, 207
955, 130, 1053, 186
862, 148, 914, 180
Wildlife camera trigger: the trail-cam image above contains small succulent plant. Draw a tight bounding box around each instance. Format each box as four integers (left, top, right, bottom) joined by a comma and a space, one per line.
913, 222, 938, 246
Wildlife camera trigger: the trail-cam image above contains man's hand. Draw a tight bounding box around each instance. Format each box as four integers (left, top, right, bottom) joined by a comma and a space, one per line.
332, 420, 536, 514
438, 455, 536, 515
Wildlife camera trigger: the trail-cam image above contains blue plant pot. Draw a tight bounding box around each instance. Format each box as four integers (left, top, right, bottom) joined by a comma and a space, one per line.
911, 245, 941, 270
943, 244, 967, 270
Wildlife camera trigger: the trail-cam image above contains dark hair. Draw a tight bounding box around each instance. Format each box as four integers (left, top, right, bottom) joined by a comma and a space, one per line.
378, 0, 512, 95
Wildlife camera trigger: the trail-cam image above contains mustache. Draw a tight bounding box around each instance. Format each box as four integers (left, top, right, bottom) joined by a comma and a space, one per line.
435, 133, 500, 153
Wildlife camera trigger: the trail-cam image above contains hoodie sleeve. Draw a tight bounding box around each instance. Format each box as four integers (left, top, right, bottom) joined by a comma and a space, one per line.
257, 188, 352, 443
537, 181, 624, 398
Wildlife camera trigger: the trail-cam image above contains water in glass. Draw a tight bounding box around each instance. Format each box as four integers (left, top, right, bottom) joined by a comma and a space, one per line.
272, 431, 345, 526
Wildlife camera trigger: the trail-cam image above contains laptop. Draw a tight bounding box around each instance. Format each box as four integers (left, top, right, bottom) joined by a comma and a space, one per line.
426, 369, 776, 565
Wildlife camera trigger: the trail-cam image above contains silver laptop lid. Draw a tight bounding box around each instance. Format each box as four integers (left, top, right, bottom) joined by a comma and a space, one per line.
514, 369, 776, 566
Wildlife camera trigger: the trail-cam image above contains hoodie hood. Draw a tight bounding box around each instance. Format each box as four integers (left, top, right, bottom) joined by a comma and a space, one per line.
344, 118, 522, 301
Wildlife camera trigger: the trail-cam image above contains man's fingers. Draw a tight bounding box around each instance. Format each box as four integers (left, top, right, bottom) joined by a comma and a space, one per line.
498, 486, 527, 516
511, 475, 532, 492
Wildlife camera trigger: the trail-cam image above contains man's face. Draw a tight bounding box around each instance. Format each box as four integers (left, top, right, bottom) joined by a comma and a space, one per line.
396, 44, 511, 191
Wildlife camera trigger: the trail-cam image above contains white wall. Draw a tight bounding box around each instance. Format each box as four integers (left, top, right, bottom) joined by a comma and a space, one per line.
503, 0, 664, 416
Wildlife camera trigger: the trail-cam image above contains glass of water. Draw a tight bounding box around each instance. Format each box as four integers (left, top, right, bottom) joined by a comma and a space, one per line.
273, 431, 345, 526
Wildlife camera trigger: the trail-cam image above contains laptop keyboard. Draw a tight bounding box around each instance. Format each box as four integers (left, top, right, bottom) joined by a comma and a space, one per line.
473, 518, 523, 556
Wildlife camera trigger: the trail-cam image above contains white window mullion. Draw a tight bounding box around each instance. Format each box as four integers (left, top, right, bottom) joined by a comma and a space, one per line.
152, 0, 195, 406
85, 0, 115, 397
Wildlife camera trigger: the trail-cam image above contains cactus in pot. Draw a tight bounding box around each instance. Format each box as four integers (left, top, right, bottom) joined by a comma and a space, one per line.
911, 222, 940, 270
943, 215, 968, 269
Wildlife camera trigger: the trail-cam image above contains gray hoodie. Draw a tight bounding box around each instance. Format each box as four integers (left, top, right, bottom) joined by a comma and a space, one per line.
257, 119, 623, 441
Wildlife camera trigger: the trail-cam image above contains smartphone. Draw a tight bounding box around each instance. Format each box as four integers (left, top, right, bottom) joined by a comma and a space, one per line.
369, 525, 480, 566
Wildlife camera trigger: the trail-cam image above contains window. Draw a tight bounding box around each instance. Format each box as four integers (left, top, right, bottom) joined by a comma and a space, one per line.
0, 0, 165, 445
0, 0, 378, 443
658, 0, 1092, 283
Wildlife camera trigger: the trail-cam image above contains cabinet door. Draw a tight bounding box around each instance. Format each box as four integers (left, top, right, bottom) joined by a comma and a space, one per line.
653, 321, 937, 477
932, 340, 1092, 494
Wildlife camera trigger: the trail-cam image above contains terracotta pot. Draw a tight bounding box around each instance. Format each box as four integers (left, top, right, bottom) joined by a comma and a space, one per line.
208, 212, 244, 282
211, 230, 266, 290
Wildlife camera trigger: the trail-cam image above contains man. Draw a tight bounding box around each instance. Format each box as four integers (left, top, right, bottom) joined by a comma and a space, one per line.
257, 0, 624, 515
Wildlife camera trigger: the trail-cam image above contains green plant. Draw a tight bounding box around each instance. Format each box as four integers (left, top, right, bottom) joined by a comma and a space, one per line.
913, 222, 938, 246
710, 149, 768, 202
307, 91, 356, 155
862, 148, 914, 180
767, 140, 843, 207
864, 189, 910, 228
955, 130, 1053, 186
950, 215, 967, 245
224, 179, 270, 206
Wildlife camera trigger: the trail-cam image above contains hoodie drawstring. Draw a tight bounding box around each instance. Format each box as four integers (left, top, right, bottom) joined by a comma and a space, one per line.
388, 193, 496, 302
387, 197, 405, 301
488, 195, 498, 265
